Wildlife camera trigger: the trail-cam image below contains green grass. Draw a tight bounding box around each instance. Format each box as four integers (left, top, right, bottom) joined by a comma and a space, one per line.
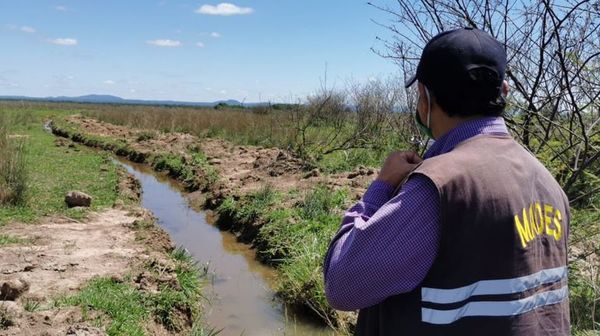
0, 234, 30, 246
0, 109, 121, 225
0, 124, 120, 224
23, 299, 42, 312
272, 186, 346, 326
189, 324, 223, 336
58, 248, 210, 336
569, 207, 600, 334
218, 185, 279, 225
136, 130, 158, 142
219, 184, 348, 328
52, 116, 220, 192
0, 112, 29, 206
149, 248, 206, 331
60, 277, 148, 336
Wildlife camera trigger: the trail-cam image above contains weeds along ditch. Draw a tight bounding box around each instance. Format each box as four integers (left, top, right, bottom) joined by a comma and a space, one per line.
55, 247, 214, 336
217, 185, 351, 327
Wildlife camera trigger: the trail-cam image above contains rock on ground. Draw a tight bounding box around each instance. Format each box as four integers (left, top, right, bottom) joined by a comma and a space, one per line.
64, 191, 92, 208
0, 279, 29, 301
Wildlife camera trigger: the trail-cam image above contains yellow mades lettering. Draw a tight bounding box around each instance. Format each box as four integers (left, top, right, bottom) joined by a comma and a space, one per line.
544, 204, 556, 237
534, 202, 544, 235
514, 202, 564, 248
528, 205, 538, 237
553, 209, 563, 241
515, 209, 532, 248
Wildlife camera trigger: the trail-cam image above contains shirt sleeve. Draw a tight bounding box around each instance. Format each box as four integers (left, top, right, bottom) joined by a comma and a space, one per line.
323, 174, 441, 311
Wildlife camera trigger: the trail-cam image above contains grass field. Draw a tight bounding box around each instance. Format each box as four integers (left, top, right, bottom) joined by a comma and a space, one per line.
0, 107, 120, 224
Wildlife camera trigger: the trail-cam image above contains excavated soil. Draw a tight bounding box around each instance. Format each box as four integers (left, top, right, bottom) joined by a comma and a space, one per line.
64, 115, 376, 202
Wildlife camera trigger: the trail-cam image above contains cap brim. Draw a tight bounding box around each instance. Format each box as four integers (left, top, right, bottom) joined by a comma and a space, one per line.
404, 74, 417, 88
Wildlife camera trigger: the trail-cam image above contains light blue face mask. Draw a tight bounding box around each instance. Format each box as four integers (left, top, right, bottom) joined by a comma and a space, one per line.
415, 86, 433, 139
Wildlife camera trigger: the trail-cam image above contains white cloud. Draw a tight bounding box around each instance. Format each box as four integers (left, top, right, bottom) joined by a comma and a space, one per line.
219, 89, 227, 94
7, 25, 36, 33
103, 80, 115, 85
48, 38, 78, 46
196, 42, 205, 48
210, 32, 221, 38
55, 5, 68, 11
146, 39, 181, 47
20, 26, 36, 33
195, 3, 253, 16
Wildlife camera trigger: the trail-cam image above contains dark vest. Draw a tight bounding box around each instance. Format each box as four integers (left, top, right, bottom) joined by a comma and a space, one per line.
356, 135, 570, 336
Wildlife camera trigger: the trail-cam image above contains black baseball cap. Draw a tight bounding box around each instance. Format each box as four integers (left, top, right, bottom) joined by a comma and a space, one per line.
405, 27, 507, 108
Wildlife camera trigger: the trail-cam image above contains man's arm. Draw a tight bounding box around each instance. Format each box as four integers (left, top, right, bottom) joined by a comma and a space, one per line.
323, 174, 440, 311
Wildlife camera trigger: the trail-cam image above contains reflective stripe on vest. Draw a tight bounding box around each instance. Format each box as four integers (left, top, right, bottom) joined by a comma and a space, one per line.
422, 266, 567, 304
421, 266, 568, 325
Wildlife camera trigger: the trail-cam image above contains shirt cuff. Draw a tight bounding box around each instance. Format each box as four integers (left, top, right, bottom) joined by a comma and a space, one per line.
363, 180, 395, 209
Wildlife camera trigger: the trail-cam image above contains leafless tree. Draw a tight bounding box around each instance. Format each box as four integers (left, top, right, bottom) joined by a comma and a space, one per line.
370, 0, 600, 201
291, 77, 407, 159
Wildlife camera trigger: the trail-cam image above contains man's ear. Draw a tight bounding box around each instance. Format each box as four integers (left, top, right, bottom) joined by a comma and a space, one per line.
417, 82, 426, 97
502, 80, 509, 97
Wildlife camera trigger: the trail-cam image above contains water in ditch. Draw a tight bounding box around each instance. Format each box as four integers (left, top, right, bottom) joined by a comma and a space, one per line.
117, 158, 336, 336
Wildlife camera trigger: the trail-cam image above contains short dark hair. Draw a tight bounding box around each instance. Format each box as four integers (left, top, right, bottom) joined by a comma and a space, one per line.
430, 67, 506, 117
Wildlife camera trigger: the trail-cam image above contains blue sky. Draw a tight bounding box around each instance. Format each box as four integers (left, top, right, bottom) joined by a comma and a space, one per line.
0, 1, 399, 102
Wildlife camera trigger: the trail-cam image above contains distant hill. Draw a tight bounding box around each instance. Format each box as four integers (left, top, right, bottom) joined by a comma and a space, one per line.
0, 94, 262, 107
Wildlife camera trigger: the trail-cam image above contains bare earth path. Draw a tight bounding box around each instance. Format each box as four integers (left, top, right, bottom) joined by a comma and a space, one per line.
0, 209, 144, 335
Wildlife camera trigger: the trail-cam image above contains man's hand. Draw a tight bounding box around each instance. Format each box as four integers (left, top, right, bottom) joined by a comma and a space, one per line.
376, 151, 423, 187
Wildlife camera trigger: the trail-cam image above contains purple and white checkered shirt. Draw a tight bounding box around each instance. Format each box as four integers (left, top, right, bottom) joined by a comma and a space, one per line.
323, 117, 509, 311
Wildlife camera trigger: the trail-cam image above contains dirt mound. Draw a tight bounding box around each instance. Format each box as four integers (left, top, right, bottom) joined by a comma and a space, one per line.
58, 115, 379, 218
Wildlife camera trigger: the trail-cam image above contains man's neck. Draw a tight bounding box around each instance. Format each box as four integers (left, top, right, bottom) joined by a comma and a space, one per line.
432, 112, 484, 140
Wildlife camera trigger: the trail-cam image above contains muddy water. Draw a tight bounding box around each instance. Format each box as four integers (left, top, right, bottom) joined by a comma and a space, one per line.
117, 159, 336, 336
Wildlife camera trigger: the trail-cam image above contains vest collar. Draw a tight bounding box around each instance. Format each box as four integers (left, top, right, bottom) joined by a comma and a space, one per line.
424, 117, 509, 159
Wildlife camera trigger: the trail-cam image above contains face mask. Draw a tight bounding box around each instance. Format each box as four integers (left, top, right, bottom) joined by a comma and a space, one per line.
415, 86, 433, 139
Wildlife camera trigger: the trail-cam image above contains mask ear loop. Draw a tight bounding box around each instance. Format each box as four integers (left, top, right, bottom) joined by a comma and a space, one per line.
420, 86, 432, 157
424, 86, 432, 129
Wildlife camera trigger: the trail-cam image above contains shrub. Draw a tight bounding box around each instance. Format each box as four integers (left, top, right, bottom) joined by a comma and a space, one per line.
0, 114, 28, 205
136, 131, 157, 142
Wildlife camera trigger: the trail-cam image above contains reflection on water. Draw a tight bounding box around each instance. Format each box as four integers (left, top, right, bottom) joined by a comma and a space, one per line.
116, 159, 336, 336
